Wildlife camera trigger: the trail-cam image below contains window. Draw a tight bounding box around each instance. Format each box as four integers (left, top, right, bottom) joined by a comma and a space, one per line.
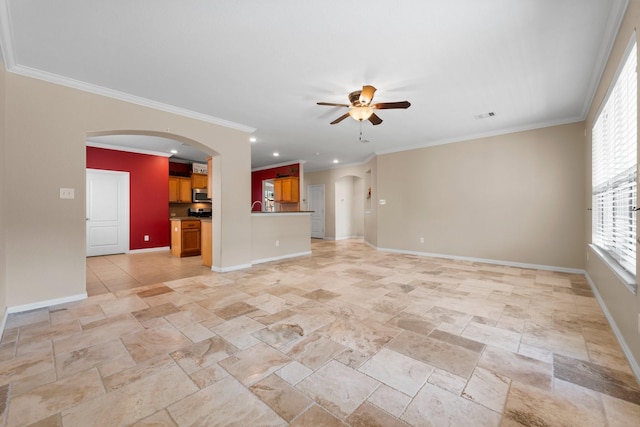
592, 37, 637, 279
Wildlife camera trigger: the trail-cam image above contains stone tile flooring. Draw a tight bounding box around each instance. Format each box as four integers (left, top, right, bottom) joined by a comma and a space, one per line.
1, 239, 640, 426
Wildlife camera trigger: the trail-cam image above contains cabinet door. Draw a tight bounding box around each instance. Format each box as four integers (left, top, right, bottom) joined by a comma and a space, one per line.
287, 178, 299, 202
273, 179, 283, 202
181, 228, 201, 256
274, 177, 299, 203
169, 177, 180, 202
178, 178, 192, 202
192, 174, 207, 189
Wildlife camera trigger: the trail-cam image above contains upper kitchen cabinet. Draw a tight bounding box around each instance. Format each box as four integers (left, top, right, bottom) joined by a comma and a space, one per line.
192, 173, 207, 189
169, 176, 192, 203
274, 176, 299, 203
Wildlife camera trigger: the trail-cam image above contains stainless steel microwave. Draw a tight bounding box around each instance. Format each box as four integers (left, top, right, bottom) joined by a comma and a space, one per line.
192, 188, 211, 203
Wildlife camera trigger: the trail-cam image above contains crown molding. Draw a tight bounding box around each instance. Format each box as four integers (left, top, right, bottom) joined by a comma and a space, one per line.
7, 64, 256, 134
251, 160, 305, 172
86, 141, 173, 158
580, 0, 630, 120
0, 0, 15, 68
374, 116, 584, 156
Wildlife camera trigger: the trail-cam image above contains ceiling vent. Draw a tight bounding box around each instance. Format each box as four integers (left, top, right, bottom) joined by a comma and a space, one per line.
474, 112, 495, 120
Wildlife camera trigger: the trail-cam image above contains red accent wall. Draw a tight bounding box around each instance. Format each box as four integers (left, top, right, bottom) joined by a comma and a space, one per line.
251, 163, 300, 211
86, 147, 170, 250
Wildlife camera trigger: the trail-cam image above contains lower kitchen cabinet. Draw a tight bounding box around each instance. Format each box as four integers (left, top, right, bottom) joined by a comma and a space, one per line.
171, 219, 201, 257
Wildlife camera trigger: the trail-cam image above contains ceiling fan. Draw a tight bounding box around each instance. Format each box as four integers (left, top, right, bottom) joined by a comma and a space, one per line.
317, 85, 411, 125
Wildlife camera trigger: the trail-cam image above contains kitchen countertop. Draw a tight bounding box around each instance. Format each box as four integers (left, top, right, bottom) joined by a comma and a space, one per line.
251, 211, 314, 214
170, 217, 211, 221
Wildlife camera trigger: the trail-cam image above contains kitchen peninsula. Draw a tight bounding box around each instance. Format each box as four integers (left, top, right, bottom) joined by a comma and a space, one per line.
171, 210, 312, 268
250, 211, 312, 264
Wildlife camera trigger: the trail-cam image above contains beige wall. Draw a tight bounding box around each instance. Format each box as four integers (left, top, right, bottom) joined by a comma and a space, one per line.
0, 62, 6, 322
305, 159, 376, 243
377, 122, 585, 269
584, 0, 640, 373
4, 72, 251, 308
251, 213, 311, 262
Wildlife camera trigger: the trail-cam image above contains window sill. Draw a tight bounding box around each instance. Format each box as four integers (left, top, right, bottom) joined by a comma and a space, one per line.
589, 244, 637, 295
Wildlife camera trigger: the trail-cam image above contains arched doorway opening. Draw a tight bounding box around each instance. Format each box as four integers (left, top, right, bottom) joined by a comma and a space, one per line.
84, 130, 221, 294
334, 175, 365, 240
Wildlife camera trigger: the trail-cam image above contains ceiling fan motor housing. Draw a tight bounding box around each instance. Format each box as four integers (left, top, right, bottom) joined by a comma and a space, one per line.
349, 90, 364, 106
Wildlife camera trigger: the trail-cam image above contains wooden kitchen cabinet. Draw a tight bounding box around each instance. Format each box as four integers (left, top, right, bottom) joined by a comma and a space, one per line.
192, 173, 208, 189
274, 177, 299, 203
171, 219, 201, 257
169, 177, 192, 203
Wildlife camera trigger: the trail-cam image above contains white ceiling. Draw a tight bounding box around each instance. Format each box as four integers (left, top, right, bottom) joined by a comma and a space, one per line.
0, 0, 628, 171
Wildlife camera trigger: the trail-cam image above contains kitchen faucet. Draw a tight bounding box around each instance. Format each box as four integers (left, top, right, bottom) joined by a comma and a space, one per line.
251, 200, 262, 211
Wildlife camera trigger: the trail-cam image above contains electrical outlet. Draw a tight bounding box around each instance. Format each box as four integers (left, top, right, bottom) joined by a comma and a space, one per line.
144, 235, 149, 242
419, 237, 425, 243
275, 240, 280, 247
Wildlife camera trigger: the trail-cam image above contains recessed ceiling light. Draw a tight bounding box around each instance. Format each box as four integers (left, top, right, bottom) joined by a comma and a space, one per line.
249, 137, 257, 143
315, 152, 320, 156
273, 152, 279, 157
170, 149, 178, 154
333, 159, 339, 164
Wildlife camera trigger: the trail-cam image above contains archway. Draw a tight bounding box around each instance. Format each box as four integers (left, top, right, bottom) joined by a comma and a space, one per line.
334, 175, 365, 240
84, 130, 221, 290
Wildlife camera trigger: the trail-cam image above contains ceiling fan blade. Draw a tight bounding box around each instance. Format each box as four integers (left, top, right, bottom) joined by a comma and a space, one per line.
368, 113, 383, 125
317, 102, 350, 107
371, 101, 411, 110
330, 112, 350, 125
359, 85, 377, 105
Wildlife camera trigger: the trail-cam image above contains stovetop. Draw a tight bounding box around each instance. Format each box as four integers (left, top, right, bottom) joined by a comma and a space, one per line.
188, 207, 212, 218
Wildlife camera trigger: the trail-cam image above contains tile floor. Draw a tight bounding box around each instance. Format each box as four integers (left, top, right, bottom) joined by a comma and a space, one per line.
1, 239, 640, 426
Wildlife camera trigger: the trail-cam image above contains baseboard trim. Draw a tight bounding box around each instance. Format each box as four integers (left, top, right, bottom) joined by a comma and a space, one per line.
585, 272, 640, 382
129, 246, 170, 254
7, 293, 88, 314
211, 263, 253, 273
375, 246, 585, 274
251, 251, 312, 266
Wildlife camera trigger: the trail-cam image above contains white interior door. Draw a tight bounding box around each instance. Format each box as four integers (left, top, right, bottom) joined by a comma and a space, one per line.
86, 169, 130, 256
308, 184, 325, 239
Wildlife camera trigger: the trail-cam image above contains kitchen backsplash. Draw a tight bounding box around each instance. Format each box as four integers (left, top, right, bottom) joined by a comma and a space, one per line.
169, 202, 211, 217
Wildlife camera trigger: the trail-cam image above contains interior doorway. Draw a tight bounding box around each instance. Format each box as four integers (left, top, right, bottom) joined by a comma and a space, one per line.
263, 179, 275, 212
308, 184, 325, 238
335, 176, 364, 240
86, 169, 130, 256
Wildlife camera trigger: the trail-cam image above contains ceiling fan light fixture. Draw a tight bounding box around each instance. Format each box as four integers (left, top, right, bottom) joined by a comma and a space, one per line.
349, 106, 374, 121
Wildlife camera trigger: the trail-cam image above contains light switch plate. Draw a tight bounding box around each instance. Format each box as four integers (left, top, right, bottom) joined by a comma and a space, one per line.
60, 188, 75, 199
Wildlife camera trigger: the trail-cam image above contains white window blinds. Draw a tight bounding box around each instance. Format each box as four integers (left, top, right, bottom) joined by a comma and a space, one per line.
592, 39, 637, 275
